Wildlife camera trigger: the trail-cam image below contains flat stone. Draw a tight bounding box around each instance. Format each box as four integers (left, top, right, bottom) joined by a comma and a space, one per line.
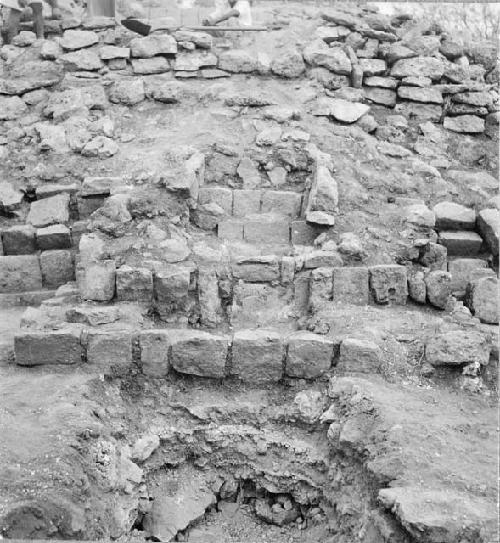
305, 162, 338, 224
232, 329, 283, 382
315, 25, 351, 43
217, 220, 244, 241
453, 91, 493, 108
425, 270, 451, 309
364, 87, 396, 107
426, 330, 489, 366
218, 50, 257, 73
285, 331, 333, 379
466, 276, 499, 324
364, 76, 398, 88
40, 250, 74, 288
174, 51, 217, 71
384, 43, 417, 64
140, 329, 172, 377
15, 329, 82, 366
201, 68, 230, 79
402, 76, 432, 87
313, 97, 370, 123
443, 115, 485, 133
79, 260, 116, 301
304, 250, 343, 269
433, 202, 476, 231
173, 30, 212, 49
87, 330, 133, 370
146, 80, 183, 103
337, 338, 382, 374
198, 187, 233, 214
397, 86, 443, 104
369, 265, 408, 305
233, 256, 280, 282
0, 181, 23, 212
261, 191, 301, 218
332, 266, 369, 305
36, 183, 80, 199
358, 58, 386, 76
244, 218, 290, 244
60, 30, 99, 50
130, 34, 177, 57
303, 40, 351, 75
256, 126, 282, 146
60, 49, 103, 71
131, 58, 170, 75
170, 331, 229, 378
81, 176, 123, 197
1, 225, 36, 255
27, 194, 70, 228
439, 231, 483, 257
394, 102, 442, 122
390, 57, 444, 80
477, 209, 499, 256
270, 48, 305, 78
236, 158, 261, 189
116, 265, 153, 302
99, 45, 130, 60
0, 255, 42, 293
405, 204, 435, 228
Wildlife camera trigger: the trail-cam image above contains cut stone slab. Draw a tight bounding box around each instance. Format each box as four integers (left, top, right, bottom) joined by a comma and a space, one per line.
233, 256, 280, 283
86, 330, 133, 370
36, 224, 72, 251
443, 115, 485, 133
439, 231, 483, 256
27, 194, 70, 228
170, 331, 229, 378
477, 209, 499, 256
364, 76, 398, 88
261, 190, 302, 218
0, 255, 42, 293
140, 329, 172, 377
15, 329, 82, 366
466, 276, 499, 324
60, 30, 99, 50
337, 338, 382, 374
433, 202, 476, 230
130, 34, 177, 57
232, 329, 283, 383
285, 331, 333, 379
116, 265, 153, 302
397, 86, 443, 104
79, 260, 116, 302
153, 266, 190, 317
1, 225, 36, 255
332, 266, 369, 305
81, 176, 123, 197
425, 330, 490, 366
405, 204, 435, 228
425, 270, 452, 309
369, 265, 408, 305
100, 45, 130, 60
40, 250, 74, 288
243, 218, 290, 244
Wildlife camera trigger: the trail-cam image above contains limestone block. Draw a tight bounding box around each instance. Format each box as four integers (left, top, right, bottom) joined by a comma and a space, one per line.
232, 329, 283, 383
15, 329, 83, 366
337, 338, 382, 373
198, 267, 224, 328
27, 194, 70, 228
217, 220, 244, 241
448, 258, 491, 294
304, 250, 343, 269
140, 329, 172, 377
294, 271, 311, 313
0, 255, 42, 293
131, 57, 170, 75
438, 231, 483, 257
87, 330, 133, 370
198, 187, 233, 214
233, 189, 261, 217
40, 250, 74, 288
369, 265, 408, 305
116, 265, 153, 302
243, 219, 290, 244
80, 260, 116, 301
1, 225, 36, 255
170, 331, 229, 378
261, 191, 302, 218
153, 266, 190, 315
332, 266, 369, 305
285, 331, 333, 378
433, 202, 476, 230
36, 224, 72, 251
426, 330, 490, 366
233, 256, 280, 282
130, 35, 177, 58
466, 276, 499, 324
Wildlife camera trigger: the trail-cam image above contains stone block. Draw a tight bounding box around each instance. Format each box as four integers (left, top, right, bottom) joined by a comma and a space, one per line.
261, 191, 302, 218
466, 276, 499, 324
309, 267, 333, 311
281, 256, 295, 285
244, 220, 290, 244
291, 221, 329, 245
448, 258, 490, 294
426, 330, 490, 366
130, 34, 177, 58
131, 57, 170, 74
36, 224, 72, 251
369, 265, 408, 305
332, 267, 369, 305
1, 225, 36, 255
81, 176, 123, 197
233, 190, 261, 217
425, 270, 452, 309
77, 196, 106, 218
438, 231, 483, 256
87, 330, 133, 370
40, 250, 75, 288
139, 329, 173, 377
15, 329, 83, 366
198, 267, 224, 327
198, 187, 233, 214
0, 255, 42, 293
478, 209, 499, 256
80, 260, 116, 301
285, 331, 333, 379
294, 271, 311, 312
116, 265, 153, 302
217, 220, 244, 241
408, 270, 426, 303
232, 329, 283, 383
233, 256, 280, 282
153, 267, 190, 316
433, 202, 476, 230
304, 250, 343, 269
27, 193, 70, 228
170, 330, 229, 378
337, 338, 382, 373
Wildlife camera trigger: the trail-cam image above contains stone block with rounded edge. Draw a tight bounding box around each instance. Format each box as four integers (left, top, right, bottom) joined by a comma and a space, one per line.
140, 329, 173, 377
333, 266, 369, 305
36, 224, 72, 250
438, 231, 483, 256
285, 331, 334, 379
80, 260, 116, 301
27, 193, 70, 228
86, 330, 133, 369
15, 328, 83, 366
116, 265, 153, 302
369, 265, 408, 305
1, 225, 36, 255
40, 250, 75, 288
232, 329, 283, 383
425, 330, 490, 366
0, 255, 42, 293
170, 330, 229, 379
337, 337, 382, 373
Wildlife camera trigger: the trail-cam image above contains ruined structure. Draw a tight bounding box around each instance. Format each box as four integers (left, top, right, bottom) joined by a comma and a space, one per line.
0, 1, 498, 542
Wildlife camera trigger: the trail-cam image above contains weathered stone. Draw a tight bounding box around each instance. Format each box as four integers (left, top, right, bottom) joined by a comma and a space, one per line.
261, 191, 301, 218
1, 225, 36, 255
60, 49, 103, 71
109, 79, 145, 105
131, 434, 160, 462
315, 25, 350, 43
131, 57, 170, 75
218, 50, 257, 73
174, 51, 217, 71
34, 224, 71, 251
321, 9, 359, 28
34, 123, 68, 153
313, 97, 370, 123
173, 30, 212, 49
477, 209, 499, 256
439, 232, 483, 257
419, 242, 447, 271
425, 270, 452, 309
256, 126, 282, 146
311, 67, 350, 90
80, 260, 116, 301
0, 181, 23, 212
60, 30, 99, 50
291, 221, 328, 246
303, 40, 351, 74
198, 187, 233, 214
236, 158, 261, 189
140, 329, 172, 377
332, 266, 369, 305
293, 390, 327, 425
369, 265, 408, 305
364, 76, 398, 88
332, 86, 365, 103
443, 115, 485, 133
217, 220, 244, 240
391, 57, 444, 80
285, 331, 333, 379
40, 39, 61, 60
402, 76, 432, 87
233, 256, 280, 283
164, 151, 205, 200
453, 91, 493, 108
305, 163, 337, 226
108, 58, 127, 70
153, 266, 190, 316
198, 267, 223, 327
12, 30, 36, 47
0, 255, 42, 293
439, 40, 463, 60
304, 250, 343, 269
447, 103, 488, 117
130, 35, 177, 57
244, 218, 290, 244
433, 202, 476, 230
81, 176, 122, 198
40, 250, 74, 288
232, 329, 283, 382
270, 49, 305, 78
466, 276, 498, 324
81, 136, 119, 158
398, 86, 443, 104
27, 194, 70, 228
357, 38, 379, 59
394, 102, 442, 122
116, 265, 153, 302
337, 338, 382, 373
309, 267, 333, 311
147, 80, 183, 103
36, 183, 79, 200
383, 43, 417, 64
201, 68, 230, 79
99, 45, 130, 60
405, 204, 435, 228
87, 330, 133, 369
170, 331, 229, 378
0, 96, 27, 120
364, 87, 396, 107
426, 330, 490, 366
408, 270, 426, 303
358, 58, 386, 76
448, 258, 490, 294
15, 329, 82, 366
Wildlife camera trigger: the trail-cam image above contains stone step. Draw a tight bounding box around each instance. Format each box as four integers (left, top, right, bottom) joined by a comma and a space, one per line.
438, 231, 484, 256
